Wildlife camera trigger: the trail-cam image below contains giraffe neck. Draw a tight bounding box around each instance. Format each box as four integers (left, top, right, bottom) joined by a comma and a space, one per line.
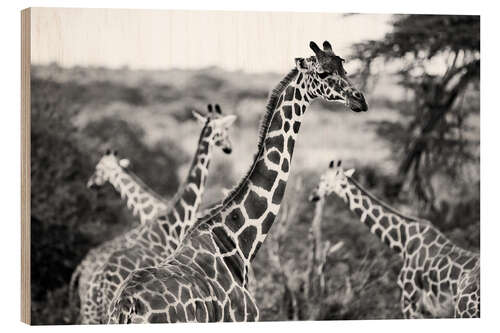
197, 69, 311, 285
342, 177, 420, 254
310, 198, 325, 258
108, 169, 166, 225
161, 124, 214, 242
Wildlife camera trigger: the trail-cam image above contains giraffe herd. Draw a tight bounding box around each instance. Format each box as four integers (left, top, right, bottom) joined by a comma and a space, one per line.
70, 41, 479, 323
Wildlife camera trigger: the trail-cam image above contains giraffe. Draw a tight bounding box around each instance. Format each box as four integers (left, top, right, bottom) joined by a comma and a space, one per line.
107, 41, 368, 324
78, 104, 237, 324
309, 160, 480, 318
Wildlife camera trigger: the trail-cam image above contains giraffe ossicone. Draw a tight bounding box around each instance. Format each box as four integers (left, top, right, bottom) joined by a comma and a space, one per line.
310, 159, 480, 318
107, 40, 368, 324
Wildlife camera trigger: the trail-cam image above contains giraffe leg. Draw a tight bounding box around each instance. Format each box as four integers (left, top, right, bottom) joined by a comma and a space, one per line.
398, 268, 425, 319
401, 290, 425, 319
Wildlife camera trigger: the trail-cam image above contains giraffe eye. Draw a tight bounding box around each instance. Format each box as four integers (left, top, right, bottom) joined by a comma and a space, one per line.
318, 72, 330, 80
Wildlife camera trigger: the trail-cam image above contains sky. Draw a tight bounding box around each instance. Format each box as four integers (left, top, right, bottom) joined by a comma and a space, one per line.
31, 8, 392, 73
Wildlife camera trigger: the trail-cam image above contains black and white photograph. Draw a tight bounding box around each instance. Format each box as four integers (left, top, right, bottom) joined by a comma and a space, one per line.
21, 7, 480, 325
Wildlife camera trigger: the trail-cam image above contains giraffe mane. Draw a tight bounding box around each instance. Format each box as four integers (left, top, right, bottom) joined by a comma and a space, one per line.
222, 68, 299, 203
347, 176, 423, 223
191, 68, 299, 229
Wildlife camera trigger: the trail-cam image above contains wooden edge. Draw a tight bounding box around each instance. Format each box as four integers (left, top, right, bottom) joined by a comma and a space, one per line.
21, 7, 31, 325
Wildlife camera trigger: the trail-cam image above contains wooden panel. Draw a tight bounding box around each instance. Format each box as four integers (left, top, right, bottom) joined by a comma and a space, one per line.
21, 7, 31, 325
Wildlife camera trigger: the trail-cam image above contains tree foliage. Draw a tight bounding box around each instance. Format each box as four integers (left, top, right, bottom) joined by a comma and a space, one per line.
352, 15, 480, 208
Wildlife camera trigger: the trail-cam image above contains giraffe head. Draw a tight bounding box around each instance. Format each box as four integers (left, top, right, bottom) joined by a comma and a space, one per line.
309, 160, 355, 202
87, 149, 130, 189
192, 104, 237, 154
295, 41, 368, 112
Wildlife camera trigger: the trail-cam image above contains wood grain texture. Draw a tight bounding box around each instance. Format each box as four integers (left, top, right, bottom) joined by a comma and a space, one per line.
29, 7, 389, 73
21, 7, 31, 325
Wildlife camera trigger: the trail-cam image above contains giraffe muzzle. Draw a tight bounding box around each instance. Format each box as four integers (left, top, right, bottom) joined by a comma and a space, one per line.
309, 193, 321, 202
347, 90, 368, 112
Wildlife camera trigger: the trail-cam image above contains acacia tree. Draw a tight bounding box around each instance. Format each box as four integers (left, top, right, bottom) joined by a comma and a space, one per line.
352, 15, 480, 209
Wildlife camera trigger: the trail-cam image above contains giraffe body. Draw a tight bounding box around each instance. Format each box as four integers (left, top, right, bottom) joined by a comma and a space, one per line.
396, 223, 478, 318
310, 160, 480, 318
110, 224, 259, 323
83, 106, 237, 323
108, 41, 368, 324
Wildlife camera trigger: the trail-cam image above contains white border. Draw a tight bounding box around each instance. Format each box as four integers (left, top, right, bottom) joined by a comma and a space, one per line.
1, 1, 498, 332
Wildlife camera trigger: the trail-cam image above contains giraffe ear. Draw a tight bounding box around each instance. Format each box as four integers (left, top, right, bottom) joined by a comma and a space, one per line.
309, 41, 322, 55
220, 115, 237, 128
295, 57, 308, 72
119, 159, 130, 169
344, 168, 355, 178
192, 110, 207, 124
323, 41, 333, 52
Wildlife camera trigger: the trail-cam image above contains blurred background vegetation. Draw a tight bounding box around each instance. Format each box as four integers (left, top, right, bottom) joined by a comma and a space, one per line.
30, 14, 479, 324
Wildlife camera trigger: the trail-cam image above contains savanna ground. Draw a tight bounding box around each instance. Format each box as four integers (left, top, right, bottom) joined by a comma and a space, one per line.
30, 64, 479, 324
